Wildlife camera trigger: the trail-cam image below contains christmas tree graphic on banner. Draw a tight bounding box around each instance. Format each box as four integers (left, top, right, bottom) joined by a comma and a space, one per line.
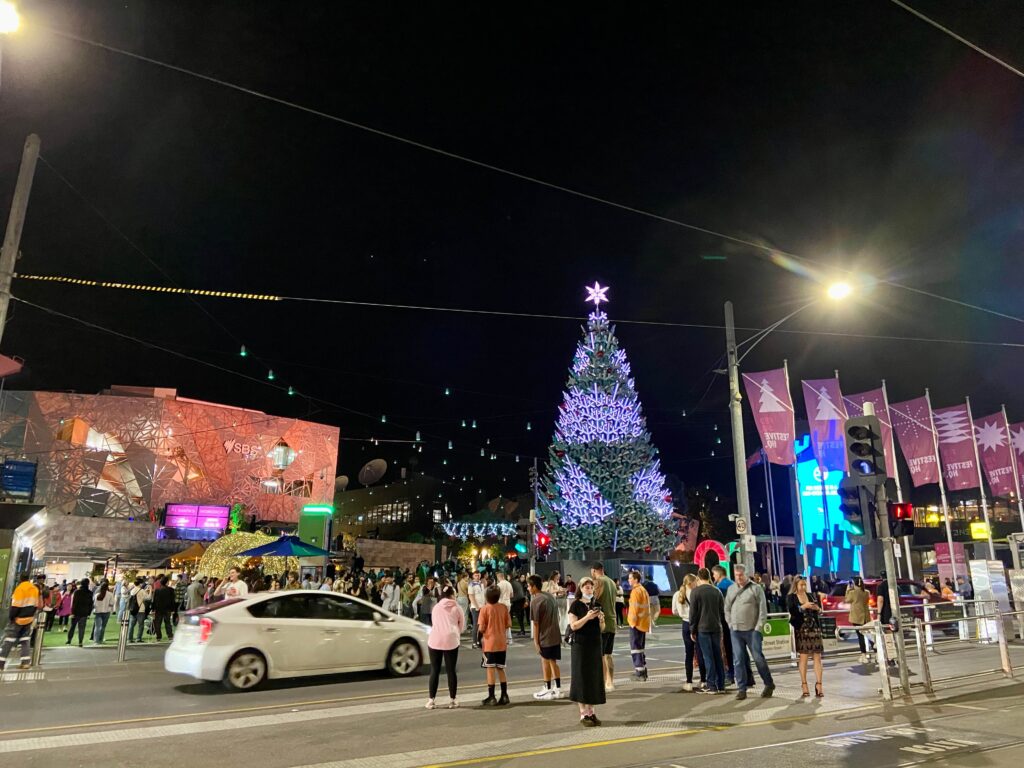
814, 386, 845, 422
758, 379, 786, 413
537, 283, 673, 554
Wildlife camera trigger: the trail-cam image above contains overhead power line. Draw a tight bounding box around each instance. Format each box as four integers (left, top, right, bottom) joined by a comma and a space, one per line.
13, 272, 1024, 349
46, 26, 1023, 326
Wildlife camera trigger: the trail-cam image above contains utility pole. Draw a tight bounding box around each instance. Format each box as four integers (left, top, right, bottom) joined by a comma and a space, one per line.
725, 301, 755, 573
0, 134, 40, 346
863, 401, 911, 694
529, 457, 539, 574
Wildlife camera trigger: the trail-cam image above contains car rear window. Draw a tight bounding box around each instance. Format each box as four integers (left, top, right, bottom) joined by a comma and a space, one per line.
829, 584, 848, 596
184, 599, 244, 616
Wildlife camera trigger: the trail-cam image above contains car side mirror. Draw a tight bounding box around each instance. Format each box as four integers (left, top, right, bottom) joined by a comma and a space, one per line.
373, 611, 388, 623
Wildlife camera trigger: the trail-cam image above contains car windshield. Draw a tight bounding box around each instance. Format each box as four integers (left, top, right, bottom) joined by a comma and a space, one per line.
184, 598, 243, 616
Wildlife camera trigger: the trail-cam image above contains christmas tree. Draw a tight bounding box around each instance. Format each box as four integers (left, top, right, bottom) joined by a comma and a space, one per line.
538, 283, 674, 554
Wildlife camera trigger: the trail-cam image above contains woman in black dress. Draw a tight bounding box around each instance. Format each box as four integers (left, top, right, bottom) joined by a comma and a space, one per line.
568, 577, 606, 726
787, 576, 824, 698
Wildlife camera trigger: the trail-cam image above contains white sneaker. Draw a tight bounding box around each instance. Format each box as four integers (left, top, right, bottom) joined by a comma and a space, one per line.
605, 682, 616, 692
425, 698, 436, 709
448, 699, 459, 709
553, 687, 564, 699
681, 682, 694, 692
533, 687, 555, 700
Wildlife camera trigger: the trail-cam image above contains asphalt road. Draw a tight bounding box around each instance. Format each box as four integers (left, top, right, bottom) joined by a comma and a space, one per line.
3, 628, 1024, 768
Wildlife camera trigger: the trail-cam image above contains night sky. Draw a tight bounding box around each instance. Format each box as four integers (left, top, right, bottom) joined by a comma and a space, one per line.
0, 1, 1022, 520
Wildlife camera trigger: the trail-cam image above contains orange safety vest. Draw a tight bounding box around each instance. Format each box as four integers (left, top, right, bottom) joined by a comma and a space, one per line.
10, 580, 40, 626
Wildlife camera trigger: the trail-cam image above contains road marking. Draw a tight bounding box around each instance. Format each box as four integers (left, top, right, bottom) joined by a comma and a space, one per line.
0, 672, 44, 683
944, 702, 989, 711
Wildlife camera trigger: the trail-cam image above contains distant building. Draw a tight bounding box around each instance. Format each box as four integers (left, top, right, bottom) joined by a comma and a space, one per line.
334, 473, 451, 543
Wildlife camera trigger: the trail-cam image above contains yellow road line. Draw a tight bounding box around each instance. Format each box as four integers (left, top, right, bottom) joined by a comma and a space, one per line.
416, 704, 883, 768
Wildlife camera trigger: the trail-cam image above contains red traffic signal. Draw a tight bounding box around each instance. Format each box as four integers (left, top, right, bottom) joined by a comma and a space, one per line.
889, 502, 913, 520
536, 532, 550, 547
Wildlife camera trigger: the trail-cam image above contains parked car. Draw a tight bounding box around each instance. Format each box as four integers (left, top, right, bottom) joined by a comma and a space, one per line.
820, 579, 958, 638
164, 590, 430, 691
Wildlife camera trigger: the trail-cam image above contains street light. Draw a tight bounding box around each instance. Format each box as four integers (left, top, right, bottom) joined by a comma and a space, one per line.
0, 2, 18, 34
725, 281, 850, 573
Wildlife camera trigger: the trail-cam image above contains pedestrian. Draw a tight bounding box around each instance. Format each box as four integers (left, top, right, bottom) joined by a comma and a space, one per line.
467, 572, 485, 645
214, 567, 250, 600
788, 576, 824, 698
425, 585, 465, 710
845, 576, 873, 663
626, 570, 650, 681
528, 574, 564, 699
91, 580, 115, 644
478, 585, 511, 706
642, 576, 661, 634
127, 578, 148, 642
456, 572, 471, 629
543, 571, 569, 637
615, 581, 625, 626
66, 578, 94, 647
590, 562, 619, 691
956, 575, 973, 600
186, 576, 206, 611
510, 573, 528, 636
414, 577, 441, 626
151, 577, 177, 641
43, 581, 59, 631
568, 577, 606, 726
174, 575, 188, 612
769, 575, 782, 611
381, 575, 401, 613
688, 567, 726, 694
57, 583, 74, 628
0, 572, 41, 670
672, 573, 705, 692
496, 572, 514, 641
724, 564, 774, 700
711, 565, 739, 685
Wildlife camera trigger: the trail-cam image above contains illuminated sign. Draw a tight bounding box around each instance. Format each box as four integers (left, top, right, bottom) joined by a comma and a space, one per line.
970, 520, 990, 540
795, 434, 860, 575
164, 504, 230, 530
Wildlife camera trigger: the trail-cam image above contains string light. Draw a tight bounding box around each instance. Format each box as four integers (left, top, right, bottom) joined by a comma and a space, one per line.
267, 369, 275, 381
381, 414, 387, 423
239, 345, 248, 357
14, 273, 284, 301
287, 386, 295, 396
471, 420, 477, 429
461, 420, 467, 428
195, 532, 298, 578
444, 387, 451, 396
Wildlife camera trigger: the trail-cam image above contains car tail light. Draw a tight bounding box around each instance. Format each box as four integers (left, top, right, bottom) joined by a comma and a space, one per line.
198, 617, 215, 644
868, 595, 876, 607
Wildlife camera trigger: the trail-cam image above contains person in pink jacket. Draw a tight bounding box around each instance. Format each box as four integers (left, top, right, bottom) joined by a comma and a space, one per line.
426, 585, 465, 710
57, 584, 75, 628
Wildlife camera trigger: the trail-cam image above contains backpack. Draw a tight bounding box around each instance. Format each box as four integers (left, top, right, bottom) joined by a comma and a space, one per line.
129, 590, 141, 615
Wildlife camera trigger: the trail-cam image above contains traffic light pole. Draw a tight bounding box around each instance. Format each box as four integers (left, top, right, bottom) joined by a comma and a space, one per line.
0, 134, 40, 346
725, 301, 755, 574
529, 457, 538, 574
863, 401, 911, 695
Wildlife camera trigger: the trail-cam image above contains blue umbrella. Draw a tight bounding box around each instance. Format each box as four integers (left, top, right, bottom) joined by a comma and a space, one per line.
236, 535, 331, 558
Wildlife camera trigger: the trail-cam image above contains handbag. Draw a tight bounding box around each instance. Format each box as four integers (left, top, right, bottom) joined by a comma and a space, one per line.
564, 623, 575, 645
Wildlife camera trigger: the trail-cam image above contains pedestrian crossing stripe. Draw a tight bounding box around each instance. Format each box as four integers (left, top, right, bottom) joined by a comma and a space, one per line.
0, 671, 44, 683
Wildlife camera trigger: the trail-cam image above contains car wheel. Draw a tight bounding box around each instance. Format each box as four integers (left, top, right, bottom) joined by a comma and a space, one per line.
222, 650, 267, 692
387, 640, 421, 677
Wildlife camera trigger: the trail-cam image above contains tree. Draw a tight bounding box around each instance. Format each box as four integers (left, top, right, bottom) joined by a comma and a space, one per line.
537, 284, 673, 554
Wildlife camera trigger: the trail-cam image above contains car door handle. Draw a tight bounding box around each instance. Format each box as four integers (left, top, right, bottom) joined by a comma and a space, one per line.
264, 627, 279, 633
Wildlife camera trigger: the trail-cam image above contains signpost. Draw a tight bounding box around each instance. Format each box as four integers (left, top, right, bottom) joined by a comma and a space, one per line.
761, 616, 792, 659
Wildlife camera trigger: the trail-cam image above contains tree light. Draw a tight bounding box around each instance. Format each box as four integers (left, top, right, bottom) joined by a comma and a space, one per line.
827, 282, 852, 300
0, 2, 20, 34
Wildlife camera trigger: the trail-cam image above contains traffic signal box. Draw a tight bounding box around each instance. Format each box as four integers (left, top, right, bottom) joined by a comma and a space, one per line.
887, 501, 915, 538
844, 415, 888, 487
838, 476, 876, 544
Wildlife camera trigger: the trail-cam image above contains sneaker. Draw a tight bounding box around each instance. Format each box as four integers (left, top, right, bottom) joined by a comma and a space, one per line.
761, 685, 775, 698
588, 713, 602, 726
448, 699, 459, 709
496, 693, 510, 706
552, 687, 565, 699
702, 687, 720, 695
681, 682, 694, 692
605, 682, 615, 692
533, 688, 555, 700
631, 671, 648, 682
481, 695, 497, 706
18, 662, 30, 670
736, 690, 747, 701
0, 662, 5, 672
581, 716, 595, 727
425, 698, 436, 710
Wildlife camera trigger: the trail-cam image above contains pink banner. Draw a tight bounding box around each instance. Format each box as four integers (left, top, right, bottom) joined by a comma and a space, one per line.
935, 542, 967, 585
890, 396, 940, 487
933, 403, 980, 491
974, 413, 1016, 497
742, 368, 796, 465
1012, 422, 1024, 489
843, 387, 897, 478
802, 378, 848, 471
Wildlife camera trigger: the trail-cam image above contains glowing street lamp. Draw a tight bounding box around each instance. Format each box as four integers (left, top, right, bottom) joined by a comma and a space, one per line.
0, 2, 19, 34
827, 281, 852, 301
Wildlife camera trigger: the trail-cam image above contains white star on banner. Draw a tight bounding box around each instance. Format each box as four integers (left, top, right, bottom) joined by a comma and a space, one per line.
976, 420, 1006, 452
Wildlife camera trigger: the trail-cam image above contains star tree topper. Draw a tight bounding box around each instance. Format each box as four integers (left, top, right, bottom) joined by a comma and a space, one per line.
585, 281, 609, 308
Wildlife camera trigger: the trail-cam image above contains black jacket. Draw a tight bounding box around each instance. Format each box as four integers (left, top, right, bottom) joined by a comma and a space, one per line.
71, 588, 94, 618
688, 583, 726, 634
152, 585, 177, 613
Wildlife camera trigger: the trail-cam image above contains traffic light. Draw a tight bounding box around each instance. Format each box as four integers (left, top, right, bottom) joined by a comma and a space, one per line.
838, 476, 875, 543
536, 530, 551, 560
887, 502, 915, 538
844, 415, 887, 487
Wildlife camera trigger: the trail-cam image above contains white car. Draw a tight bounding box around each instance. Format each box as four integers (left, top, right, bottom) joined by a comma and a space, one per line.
164, 590, 429, 691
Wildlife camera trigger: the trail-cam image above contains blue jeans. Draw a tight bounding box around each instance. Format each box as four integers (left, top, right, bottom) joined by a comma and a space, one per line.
92, 612, 111, 643
697, 631, 725, 691
731, 629, 774, 692
128, 612, 146, 642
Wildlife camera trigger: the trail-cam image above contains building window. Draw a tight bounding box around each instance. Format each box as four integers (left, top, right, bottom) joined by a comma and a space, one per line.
271, 439, 296, 470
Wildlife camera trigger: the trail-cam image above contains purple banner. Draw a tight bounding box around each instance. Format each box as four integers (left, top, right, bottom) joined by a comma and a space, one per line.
802, 378, 848, 471
933, 403, 980, 491
1012, 422, 1024, 492
742, 368, 796, 465
975, 413, 1016, 497
890, 396, 940, 487
843, 387, 897, 478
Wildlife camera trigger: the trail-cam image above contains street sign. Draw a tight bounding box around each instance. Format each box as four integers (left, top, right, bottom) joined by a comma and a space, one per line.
741, 534, 757, 550
761, 616, 792, 658
735, 518, 748, 535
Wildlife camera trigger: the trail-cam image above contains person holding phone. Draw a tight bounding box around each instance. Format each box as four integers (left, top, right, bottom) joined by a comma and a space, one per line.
568, 577, 606, 726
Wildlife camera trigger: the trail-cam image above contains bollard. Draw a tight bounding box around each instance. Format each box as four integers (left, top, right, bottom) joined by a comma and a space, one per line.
995, 611, 1013, 678
923, 602, 934, 651
30, 613, 45, 667
913, 618, 933, 693
116, 615, 130, 663
875, 621, 893, 701
958, 597, 969, 641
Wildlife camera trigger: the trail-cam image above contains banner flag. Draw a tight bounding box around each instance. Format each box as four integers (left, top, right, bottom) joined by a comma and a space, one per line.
933, 403, 981, 491
974, 412, 1015, 497
801, 377, 848, 471
890, 396, 940, 487
742, 368, 796, 465
1011, 422, 1024, 490
844, 387, 897, 478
